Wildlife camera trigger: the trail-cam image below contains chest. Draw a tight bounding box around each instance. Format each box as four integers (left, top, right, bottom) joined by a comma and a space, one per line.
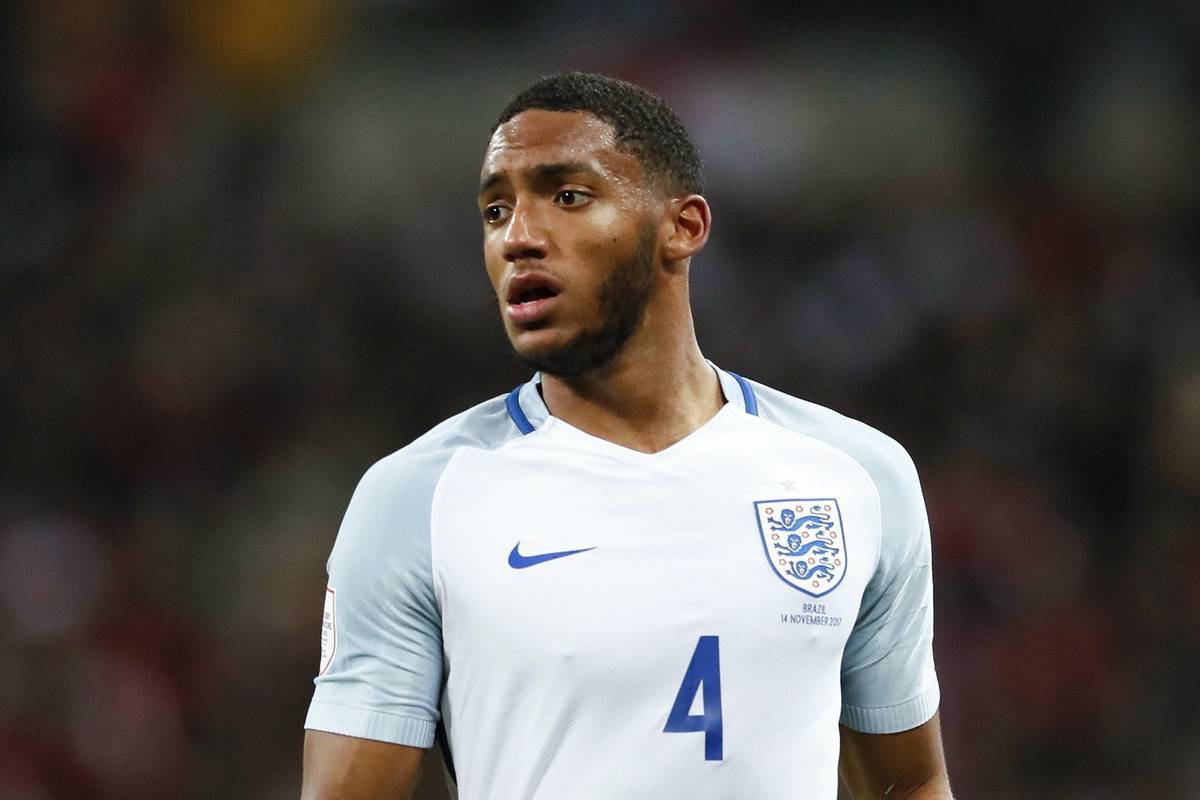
431, 418, 881, 671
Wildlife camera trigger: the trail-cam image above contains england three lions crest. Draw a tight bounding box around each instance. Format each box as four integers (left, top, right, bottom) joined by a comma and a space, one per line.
753, 499, 847, 597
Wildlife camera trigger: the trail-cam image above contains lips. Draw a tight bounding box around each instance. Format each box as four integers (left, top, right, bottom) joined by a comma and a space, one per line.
505, 272, 561, 325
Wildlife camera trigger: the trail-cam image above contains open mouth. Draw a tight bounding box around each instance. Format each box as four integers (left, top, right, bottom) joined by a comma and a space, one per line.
505, 273, 561, 325
513, 285, 557, 304
506, 273, 561, 306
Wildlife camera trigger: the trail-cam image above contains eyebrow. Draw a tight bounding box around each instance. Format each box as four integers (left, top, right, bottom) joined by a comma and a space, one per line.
478, 160, 599, 196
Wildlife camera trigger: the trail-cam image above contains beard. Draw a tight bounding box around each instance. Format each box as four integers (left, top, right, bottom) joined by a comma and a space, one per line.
514, 226, 656, 378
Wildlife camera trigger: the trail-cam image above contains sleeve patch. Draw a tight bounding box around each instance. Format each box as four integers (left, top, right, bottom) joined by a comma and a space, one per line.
319, 586, 336, 676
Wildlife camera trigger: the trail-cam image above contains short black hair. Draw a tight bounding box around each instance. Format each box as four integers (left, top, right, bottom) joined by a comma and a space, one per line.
493, 72, 704, 195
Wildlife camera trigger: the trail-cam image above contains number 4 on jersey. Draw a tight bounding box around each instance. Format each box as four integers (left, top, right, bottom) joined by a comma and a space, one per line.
664, 635, 723, 761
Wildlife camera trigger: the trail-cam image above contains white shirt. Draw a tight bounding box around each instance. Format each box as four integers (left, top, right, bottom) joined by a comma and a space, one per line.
305, 366, 940, 799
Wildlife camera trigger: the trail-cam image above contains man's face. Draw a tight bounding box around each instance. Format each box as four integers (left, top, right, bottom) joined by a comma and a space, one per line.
478, 109, 660, 377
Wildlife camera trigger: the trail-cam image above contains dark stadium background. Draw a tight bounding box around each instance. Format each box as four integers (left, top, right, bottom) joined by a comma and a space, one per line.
1, 2, 1197, 798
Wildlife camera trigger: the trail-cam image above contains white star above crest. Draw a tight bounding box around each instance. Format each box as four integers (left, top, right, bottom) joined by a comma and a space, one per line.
779, 478, 798, 492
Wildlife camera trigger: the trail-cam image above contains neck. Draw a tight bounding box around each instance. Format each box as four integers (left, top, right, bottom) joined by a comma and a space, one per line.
539, 306, 724, 454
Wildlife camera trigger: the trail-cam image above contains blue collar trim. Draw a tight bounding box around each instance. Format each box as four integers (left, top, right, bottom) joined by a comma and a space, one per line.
727, 371, 759, 416
505, 385, 536, 435
505, 367, 759, 435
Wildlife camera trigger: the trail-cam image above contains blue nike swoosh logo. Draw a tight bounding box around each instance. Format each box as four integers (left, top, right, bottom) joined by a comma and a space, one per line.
508, 542, 597, 569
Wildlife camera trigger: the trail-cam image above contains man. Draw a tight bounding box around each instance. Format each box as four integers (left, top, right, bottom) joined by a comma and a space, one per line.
301, 72, 951, 799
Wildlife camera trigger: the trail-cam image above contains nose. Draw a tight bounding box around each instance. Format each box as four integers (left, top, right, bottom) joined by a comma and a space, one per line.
502, 201, 549, 262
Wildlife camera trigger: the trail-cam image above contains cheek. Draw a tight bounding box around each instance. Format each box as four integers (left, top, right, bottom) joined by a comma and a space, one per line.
482, 244, 506, 295
569, 209, 641, 271
586, 205, 624, 243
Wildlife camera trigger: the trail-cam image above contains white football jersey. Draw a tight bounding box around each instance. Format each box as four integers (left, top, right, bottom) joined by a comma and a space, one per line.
305, 366, 939, 799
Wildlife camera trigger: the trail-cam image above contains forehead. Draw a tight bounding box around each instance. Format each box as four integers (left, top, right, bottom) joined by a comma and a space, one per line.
481, 109, 642, 186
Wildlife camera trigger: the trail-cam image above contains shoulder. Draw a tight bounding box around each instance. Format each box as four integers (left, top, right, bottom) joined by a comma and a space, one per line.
334, 392, 523, 556
739, 375, 929, 573
746, 377, 922, 507
360, 392, 519, 492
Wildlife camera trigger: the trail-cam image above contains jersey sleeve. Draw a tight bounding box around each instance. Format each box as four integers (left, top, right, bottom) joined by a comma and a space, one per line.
304, 450, 448, 747
838, 440, 940, 734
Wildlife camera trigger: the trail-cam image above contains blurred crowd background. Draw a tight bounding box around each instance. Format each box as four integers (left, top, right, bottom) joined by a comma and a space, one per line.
2, 1, 1198, 798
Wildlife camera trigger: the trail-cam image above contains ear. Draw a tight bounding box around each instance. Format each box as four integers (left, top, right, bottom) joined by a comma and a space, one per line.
661, 194, 711, 266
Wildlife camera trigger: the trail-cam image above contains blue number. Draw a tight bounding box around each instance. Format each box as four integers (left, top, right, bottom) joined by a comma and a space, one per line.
664, 635, 723, 761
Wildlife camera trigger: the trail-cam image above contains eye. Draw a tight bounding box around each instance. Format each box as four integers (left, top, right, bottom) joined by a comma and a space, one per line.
483, 203, 510, 224
555, 189, 591, 208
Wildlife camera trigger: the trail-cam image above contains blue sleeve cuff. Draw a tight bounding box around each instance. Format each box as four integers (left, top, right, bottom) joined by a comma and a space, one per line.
304, 701, 437, 748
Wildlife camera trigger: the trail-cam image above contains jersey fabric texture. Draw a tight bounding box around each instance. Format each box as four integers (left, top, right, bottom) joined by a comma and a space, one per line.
305, 366, 939, 799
